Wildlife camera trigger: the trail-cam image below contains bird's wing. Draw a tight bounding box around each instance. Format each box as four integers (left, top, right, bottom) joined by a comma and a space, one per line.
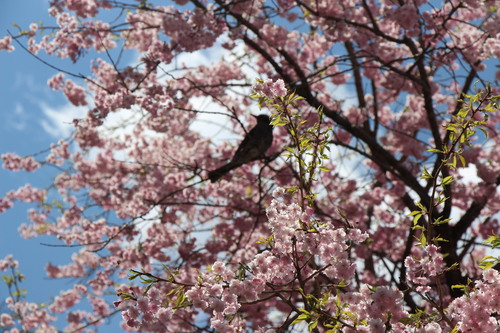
230, 127, 262, 164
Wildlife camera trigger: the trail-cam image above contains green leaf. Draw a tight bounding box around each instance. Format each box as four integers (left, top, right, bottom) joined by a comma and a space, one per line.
416, 201, 427, 213
413, 213, 422, 226
457, 108, 469, 118
399, 317, 414, 324
292, 313, 310, 325
272, 119, 289, 127
421, 166, 433, 179
451, 284, 466, 291
129, 269, 141, 280
449, 155, 457, 169
459, 155, 467, 167
479, 261, 496, 270
484, 234, 500, 248
308, 320, 318, 332
433, 236, 448, 243
433, 217, 452, 225
419, 233, 427, 247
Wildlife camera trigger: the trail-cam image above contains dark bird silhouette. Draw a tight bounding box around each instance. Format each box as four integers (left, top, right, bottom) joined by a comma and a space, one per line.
208, 114, 273, 182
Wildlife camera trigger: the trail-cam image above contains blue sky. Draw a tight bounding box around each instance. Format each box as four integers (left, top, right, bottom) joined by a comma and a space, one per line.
0, 1, 125, 330
0, 2, 226, 331
0, 0, 73, 294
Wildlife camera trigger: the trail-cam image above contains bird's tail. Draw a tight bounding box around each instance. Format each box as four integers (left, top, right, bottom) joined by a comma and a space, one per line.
208, 162, 239, 182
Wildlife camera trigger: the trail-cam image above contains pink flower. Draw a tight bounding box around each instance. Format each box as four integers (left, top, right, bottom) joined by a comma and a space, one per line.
156, 307, 173, 322
0, 36, 14, 51
0, 313, 15, 327
253, 79, 287, 97
405, 245, 445, 286
2, 153, 40, 172
0, 198, 13, 213
0, 255, 18, 271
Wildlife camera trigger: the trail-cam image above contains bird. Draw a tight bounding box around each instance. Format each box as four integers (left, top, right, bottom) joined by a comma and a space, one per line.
208, 114, 274, 182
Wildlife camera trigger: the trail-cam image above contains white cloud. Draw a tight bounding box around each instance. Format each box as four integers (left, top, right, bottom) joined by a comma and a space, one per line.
36, 33, 236, 140
40, 102, 87, 138
331, 83, 357, 109
169, 36, 262, 141
458, 163, 481, 184
10, 103, 27, 131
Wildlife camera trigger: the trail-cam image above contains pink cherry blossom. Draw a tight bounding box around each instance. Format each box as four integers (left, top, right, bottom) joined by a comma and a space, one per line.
0, 36, 14, 51
253, 79, 287, 97
1, 153, 40, 172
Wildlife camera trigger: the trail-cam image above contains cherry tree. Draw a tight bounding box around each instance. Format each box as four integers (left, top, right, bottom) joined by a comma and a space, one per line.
1, 0, 499, 332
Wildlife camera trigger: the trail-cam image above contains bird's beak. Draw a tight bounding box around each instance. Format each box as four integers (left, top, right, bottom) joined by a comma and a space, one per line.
251, 114, 258, 119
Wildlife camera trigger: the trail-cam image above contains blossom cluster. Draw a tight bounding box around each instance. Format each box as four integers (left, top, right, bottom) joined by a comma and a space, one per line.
447, 269, 500, 332
1, 153, 40, 172
253, 79, 288, 98
405, 244, 446, 287
120, 286, 174, 331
